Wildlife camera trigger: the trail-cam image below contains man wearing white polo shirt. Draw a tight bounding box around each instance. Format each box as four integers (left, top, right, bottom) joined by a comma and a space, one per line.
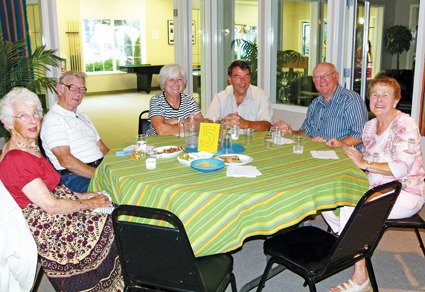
40, 71, 109, 193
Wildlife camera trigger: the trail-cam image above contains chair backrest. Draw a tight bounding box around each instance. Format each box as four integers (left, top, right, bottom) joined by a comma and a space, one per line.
112, 205, 207, 291
138, 110, 150, 134
325, 180, 402, 272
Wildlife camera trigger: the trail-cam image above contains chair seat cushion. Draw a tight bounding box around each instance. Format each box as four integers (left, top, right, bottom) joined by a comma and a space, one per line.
264, 226, 337, 274
196, 254, 233, 292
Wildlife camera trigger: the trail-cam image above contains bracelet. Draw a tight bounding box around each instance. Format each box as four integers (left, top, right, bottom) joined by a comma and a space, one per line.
365, 161, 372, 171
77, 199, 83, 212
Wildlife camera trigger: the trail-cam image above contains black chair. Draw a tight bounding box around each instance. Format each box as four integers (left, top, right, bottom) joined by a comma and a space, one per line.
112, 205, 237, 292
32, 261, 45, 291
37, 137, 47, 158
256, 180, 402, 292
138, 110, 150, 134
384, 212, 425, 257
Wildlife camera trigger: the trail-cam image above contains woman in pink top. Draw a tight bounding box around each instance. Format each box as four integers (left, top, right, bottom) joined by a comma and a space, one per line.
324, 76, 425, 292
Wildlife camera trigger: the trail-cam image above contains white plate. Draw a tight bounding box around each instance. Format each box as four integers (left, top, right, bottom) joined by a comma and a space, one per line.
217, 154, 253, 165
177, 151, 214, 166
149, 146, 182, 159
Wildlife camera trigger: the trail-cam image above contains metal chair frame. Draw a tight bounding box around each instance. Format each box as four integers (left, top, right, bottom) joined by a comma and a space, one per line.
256, 181, 402, 292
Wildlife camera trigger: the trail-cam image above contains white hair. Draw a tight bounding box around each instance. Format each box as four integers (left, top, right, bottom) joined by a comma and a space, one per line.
157, 64, 187, 90
0, 87, 43, 129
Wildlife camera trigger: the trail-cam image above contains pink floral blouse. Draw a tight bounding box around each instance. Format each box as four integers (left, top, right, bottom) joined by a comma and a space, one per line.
362, 110, 425, 197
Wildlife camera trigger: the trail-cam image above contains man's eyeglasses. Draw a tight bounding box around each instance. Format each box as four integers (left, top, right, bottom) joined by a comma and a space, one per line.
60, 83, 88, 94
10, 110, 42, 122
312, 72, 336, 82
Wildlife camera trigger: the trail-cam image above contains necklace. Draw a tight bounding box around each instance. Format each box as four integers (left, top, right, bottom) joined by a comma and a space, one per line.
11, 136, 40, 152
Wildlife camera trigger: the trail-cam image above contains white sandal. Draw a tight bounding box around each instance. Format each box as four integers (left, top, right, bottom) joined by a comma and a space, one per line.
332, 279, 372, 292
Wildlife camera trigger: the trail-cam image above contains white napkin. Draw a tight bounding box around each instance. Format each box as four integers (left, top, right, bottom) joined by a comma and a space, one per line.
226, 165, 262, 178
123, 144, 155, 152
310, 150, 339, 159
123, 145, 136, 151
275, 137, 293, 145
92, 191, 116, 214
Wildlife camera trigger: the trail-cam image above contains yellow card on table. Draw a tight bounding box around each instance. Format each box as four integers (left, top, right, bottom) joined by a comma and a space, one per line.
198, 122, 220, 153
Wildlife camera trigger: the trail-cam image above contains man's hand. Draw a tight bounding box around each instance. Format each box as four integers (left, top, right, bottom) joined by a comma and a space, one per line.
273, 120, 293, 134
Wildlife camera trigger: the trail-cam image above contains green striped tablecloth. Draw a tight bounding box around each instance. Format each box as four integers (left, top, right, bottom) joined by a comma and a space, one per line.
89, 132, 368, 256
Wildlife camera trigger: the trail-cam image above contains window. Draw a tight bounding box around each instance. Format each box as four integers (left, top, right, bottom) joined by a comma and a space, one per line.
82, 19, 141, 72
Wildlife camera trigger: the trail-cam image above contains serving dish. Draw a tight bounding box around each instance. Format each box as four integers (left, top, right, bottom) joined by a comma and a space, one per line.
177, 151, 214, 166
190, 159, 225, 173
149, 146, 182, 159
217, 154, 253, 166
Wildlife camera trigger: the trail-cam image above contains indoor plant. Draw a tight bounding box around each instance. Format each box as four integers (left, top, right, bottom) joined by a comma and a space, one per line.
0, 32, 63, 139
383, 25, 414, 70
231, 39, 305, 103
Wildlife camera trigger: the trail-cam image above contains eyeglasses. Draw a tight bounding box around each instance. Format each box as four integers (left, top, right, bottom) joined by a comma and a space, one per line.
312, 72, 336, 81
60, 83, 88, 94
10, 110, 42, 122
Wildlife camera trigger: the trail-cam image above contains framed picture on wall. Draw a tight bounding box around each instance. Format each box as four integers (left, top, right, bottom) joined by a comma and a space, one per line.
168, 20, 174, 45
167, 20, 196, 45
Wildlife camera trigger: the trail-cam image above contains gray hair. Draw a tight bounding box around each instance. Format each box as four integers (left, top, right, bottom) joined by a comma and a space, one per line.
0, 87, 43, 129
157, 64, 187, 90
59, 71, 87, 83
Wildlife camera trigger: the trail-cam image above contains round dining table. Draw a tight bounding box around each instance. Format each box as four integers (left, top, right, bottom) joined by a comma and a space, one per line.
89, 131, 368, 257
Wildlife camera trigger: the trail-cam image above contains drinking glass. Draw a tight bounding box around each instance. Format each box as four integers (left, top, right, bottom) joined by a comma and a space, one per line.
223, 133, 233, 154
292, 135, 304, 154
136, 134, 147, 153
245, 128, 254, 144
231, 121, 240, 140
264, 132, 273, 150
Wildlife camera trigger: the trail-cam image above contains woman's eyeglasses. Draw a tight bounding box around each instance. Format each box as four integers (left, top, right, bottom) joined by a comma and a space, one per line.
60, 83, 88, 94
10, 110, 42, 122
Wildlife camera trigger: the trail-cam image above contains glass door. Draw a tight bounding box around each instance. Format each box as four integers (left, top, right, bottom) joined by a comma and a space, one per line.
271, 0, 327, 106
351, 0, 370, 100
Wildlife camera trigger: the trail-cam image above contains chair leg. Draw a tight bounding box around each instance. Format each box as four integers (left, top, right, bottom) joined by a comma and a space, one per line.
230, 273, 237, 292
256, 260, 274, 292
414, 228, 425, 257
31, 264, 44, 292
364, 257, 378, 292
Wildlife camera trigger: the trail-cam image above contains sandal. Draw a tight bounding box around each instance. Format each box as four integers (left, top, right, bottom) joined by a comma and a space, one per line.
332, 279, 372, 292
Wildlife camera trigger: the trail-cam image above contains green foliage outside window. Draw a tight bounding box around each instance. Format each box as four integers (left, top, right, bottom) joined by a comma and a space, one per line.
85, 58, 118, 72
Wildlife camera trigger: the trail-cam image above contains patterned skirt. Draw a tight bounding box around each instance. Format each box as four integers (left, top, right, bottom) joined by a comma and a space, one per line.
22, 185, 124, 292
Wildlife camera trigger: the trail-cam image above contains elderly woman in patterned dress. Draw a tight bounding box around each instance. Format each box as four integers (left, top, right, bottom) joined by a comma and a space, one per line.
0, 87, 124, 291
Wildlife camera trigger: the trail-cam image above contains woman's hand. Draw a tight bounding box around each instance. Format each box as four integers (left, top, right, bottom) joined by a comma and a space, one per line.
77, 192, 111, 210
343, 145, 366, 169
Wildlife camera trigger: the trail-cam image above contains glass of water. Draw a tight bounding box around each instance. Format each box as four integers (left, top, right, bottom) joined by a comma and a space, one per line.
136, 134, 147, 153
223, 133, 233, 154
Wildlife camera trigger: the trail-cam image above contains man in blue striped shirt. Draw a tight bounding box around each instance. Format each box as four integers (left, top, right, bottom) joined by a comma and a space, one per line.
275, 62, 368, 149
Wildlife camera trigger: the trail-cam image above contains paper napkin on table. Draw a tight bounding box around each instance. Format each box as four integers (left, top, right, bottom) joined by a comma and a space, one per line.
276, 137, 293, 145
310, 150, 339, 159
117, 145, 155, 156
226, 165, 262, 178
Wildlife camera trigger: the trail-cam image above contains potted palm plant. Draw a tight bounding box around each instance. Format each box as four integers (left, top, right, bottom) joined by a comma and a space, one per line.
231, 39, 307, 104
0, 32, 63, 139
231, 39, 258, 85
